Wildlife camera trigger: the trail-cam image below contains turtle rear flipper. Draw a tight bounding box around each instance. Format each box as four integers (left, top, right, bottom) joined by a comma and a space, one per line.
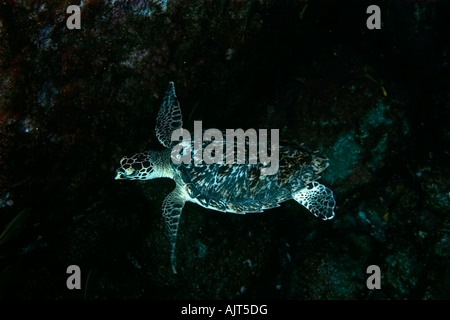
162, 186, 186, 274
292, 182, 335, 220
156, 81, 183, 148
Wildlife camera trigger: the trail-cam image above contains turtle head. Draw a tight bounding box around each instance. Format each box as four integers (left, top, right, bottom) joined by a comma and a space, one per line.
115, 152, 159, 180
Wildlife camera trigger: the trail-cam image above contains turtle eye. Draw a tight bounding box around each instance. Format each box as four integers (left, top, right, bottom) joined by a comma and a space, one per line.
125, 167, 135, 176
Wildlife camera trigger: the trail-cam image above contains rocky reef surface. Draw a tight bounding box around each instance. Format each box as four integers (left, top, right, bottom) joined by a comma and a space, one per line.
0, 0, 449, 299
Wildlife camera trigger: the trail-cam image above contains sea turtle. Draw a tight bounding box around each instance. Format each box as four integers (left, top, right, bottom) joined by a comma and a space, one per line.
115, 82, 336, 273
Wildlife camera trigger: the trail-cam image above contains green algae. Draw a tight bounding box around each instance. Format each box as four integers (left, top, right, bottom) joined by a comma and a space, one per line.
323, 132, 360, 184
323, 100, 392, 183
360, 100, 392, 138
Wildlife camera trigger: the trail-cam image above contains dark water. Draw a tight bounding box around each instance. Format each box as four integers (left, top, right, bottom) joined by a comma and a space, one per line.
0, 0, 449, 301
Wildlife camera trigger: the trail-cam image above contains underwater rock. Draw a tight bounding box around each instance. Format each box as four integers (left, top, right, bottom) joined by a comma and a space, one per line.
0, 0, 448, 300
385, 249, 422, 299
420, 167, 450, 215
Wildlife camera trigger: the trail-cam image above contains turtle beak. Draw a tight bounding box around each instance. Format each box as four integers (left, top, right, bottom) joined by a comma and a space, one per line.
115, 170, 124, 180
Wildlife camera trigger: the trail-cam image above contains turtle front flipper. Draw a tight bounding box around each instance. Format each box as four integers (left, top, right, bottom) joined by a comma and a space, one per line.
162, 186, 186, 274
292, 182, 336, 220
156, 81, 183, 148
